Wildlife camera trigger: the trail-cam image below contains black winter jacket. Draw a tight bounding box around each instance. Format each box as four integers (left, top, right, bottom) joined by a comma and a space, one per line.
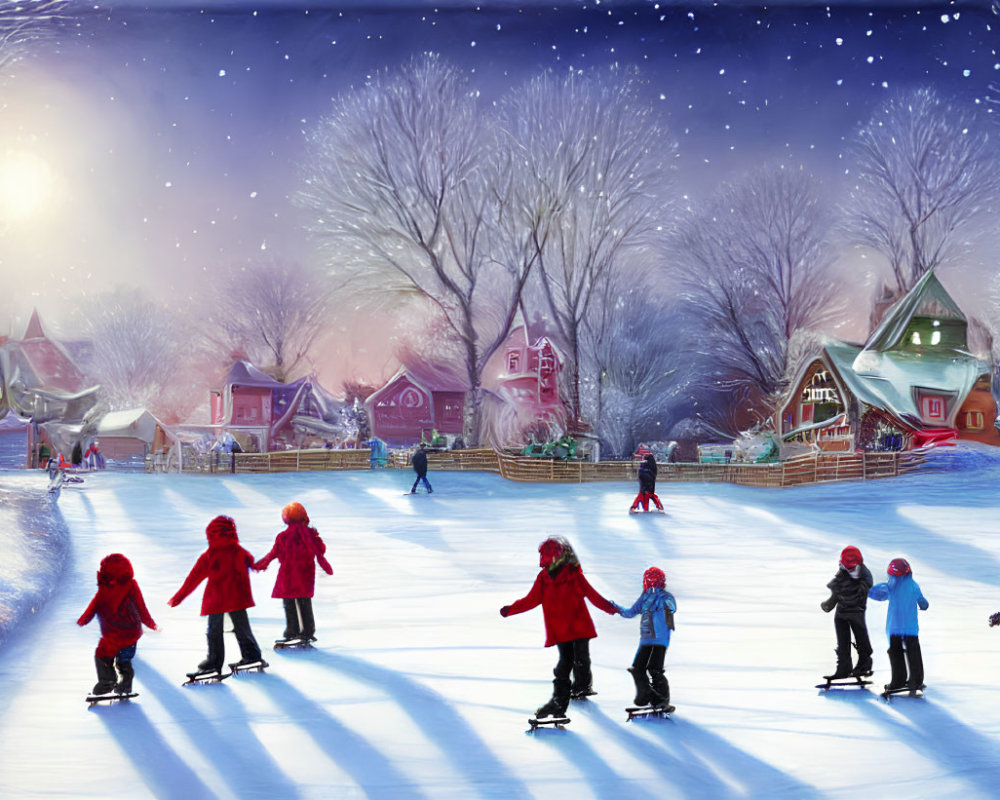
412, 449, 428, 476
638, 460, 657, 494
822, 564, 873, 617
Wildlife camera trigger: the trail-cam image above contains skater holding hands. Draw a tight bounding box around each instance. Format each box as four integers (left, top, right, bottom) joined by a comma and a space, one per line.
616, 566, 676, 713
500, 536, 618, 720
868, 557, 929, 693
820, 545, 874, 680
78, 553, 157, 697
630, 454, 663, 513
168, 515, 266, 678
255, 502, 333, 644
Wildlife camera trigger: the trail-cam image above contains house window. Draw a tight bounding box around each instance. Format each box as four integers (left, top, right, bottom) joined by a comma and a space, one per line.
922, 396, 944, 419
965, 411, 984, 430
507, 352, 520, 372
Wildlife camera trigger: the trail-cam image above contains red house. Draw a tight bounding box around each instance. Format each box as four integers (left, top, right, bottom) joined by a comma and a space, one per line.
364, 368, 465, 446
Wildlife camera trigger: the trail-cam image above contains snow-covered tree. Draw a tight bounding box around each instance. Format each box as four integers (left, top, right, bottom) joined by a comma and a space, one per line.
672, 164, 840, 416
80, 288, 195, 421
203, 258, 334, 383
0, 1, 66, 71
589, 286, 683, 458
298, 54, 529, 446
502, 67, 673, 429
844, 87, 1000, 294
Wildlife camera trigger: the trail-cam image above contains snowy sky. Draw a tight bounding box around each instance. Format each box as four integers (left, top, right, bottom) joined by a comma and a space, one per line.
0, 1, 996, 336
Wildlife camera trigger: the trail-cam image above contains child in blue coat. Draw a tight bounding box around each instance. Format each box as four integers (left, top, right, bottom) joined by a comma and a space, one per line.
868, 558, 929, 692
616, 566, 676, 708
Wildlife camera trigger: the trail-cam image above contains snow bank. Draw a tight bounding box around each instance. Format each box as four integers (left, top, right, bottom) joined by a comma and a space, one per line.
0, 473, 70, 645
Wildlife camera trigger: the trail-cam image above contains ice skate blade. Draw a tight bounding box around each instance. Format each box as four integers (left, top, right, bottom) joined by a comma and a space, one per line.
86, 692, 138, 706
528, 716, 570, 731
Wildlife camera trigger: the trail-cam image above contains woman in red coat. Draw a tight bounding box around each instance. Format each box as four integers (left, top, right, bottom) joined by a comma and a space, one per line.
500, 536, 618, 718
255, 502, 333, 643
78, 553, 157, 695
168, 515, 264, 676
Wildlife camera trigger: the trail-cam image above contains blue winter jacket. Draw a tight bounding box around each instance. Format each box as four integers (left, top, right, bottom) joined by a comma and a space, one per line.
617, 588, 676, 646
868, 575, 928, 637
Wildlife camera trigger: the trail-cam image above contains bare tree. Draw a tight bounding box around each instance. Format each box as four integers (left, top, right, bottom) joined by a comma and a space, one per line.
0, 1, 66, 71
80, 288, 195, 420
204, 258, 333, 382
503, 67, 673, 429
672, 164, 840, 414
298, 54, 530, 446
589, 286, 683, 458
844, 87, 1000, 294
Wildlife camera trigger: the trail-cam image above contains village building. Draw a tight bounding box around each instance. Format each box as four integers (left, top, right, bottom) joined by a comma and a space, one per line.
364, 367, 465, 447
208, 360, 346, 452
780, 270, 998, 452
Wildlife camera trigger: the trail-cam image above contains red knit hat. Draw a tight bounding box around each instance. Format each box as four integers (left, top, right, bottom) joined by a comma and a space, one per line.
97, 553, 134, 587
282, 502, 309, 525
840, 546, 863, 570
887, 558, 911, 577
643, 567, 666, 590
206, 515, 237, 542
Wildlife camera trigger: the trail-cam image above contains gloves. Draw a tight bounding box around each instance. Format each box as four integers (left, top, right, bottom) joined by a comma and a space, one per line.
820, 599, 835, 613
500, 606, 511, 617
990, 611, 1000, 627
918, 598, 929, 611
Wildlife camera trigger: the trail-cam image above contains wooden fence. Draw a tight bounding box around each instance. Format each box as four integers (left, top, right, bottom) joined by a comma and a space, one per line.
154, 445, 927, 488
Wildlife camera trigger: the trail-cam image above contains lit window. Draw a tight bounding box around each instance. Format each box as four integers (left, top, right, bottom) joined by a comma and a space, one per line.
930, 331, 941, 345
911, 332, 922, 345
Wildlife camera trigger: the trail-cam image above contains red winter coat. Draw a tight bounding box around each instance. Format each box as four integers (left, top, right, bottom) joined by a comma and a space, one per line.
254, 523, 333, 599
505, 564, 617, 647
77, 554, 157, 659
168, 519, 256, 615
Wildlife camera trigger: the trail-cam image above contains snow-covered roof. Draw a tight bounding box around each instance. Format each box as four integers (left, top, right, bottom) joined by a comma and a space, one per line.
862, 269, 966, 354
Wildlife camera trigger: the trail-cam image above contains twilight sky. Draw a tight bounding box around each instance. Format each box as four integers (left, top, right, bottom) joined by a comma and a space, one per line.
0, 1, 996, 347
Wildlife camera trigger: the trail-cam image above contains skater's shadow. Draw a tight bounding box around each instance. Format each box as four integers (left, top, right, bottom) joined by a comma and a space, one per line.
575, 703, 824, 799
856, 692, 1000, 795
248, 673, 424, 800
89, 701, 213, 798
139, 665, 301, 798
525, 719, 632, 800
303, 648, 532, 798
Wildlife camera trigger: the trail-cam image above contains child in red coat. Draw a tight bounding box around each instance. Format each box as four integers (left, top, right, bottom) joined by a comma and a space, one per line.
255, 502, 333, 643
168, 515, 265, 676
500, 536, 618, 718
78, 553, 157, 695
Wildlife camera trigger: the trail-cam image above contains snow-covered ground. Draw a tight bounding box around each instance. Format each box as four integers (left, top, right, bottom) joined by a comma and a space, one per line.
2, 447, 1000, 799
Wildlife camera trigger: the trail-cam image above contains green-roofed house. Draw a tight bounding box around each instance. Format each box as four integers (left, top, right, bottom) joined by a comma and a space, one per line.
779, 270, 999, 452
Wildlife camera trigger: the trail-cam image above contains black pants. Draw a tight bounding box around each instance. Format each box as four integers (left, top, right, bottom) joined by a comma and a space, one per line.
205, 609, 261, 669
887, 634, 924, 689
411, 473, 432, 492
554, 638, 592, 694
632, 644, 669, 703
834, 614, 873, 670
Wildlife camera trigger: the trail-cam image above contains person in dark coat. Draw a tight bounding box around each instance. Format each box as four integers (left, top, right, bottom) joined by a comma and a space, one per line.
630, 454, 664, 513
410, 443, 433, 494
820, 545, 874, 679
168, 515, 264, 675
500, 536, 618, 718
255, 502, 333, 642
78, 553, 157, 695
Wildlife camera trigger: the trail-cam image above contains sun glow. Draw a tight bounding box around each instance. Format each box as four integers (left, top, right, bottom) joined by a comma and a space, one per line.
0, 150, 55, 222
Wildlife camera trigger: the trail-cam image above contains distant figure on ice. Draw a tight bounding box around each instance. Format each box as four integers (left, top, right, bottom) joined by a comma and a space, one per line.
500, 536, 618, 718
77, 553, 157, 696
616, 567, 676, 710
84, 440, 104, 470
410, 443, 433, 494
868, 558, 929, 692
629, 454, 663, 513
255, 502, 334, 643
168, 515, 265, 676
820, 546, 874, 679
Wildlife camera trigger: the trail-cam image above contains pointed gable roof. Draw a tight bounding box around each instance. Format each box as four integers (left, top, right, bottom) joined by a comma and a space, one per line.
22, 308, 47, 340
862, 269, 966, 353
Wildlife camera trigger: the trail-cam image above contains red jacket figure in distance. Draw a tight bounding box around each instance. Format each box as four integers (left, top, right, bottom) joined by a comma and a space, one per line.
255, 502, 333, 642
77, 553, 157, 695
501, 536, 617, 719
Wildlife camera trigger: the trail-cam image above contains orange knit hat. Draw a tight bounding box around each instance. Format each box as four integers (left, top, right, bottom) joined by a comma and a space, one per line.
282, 502, 309, 525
